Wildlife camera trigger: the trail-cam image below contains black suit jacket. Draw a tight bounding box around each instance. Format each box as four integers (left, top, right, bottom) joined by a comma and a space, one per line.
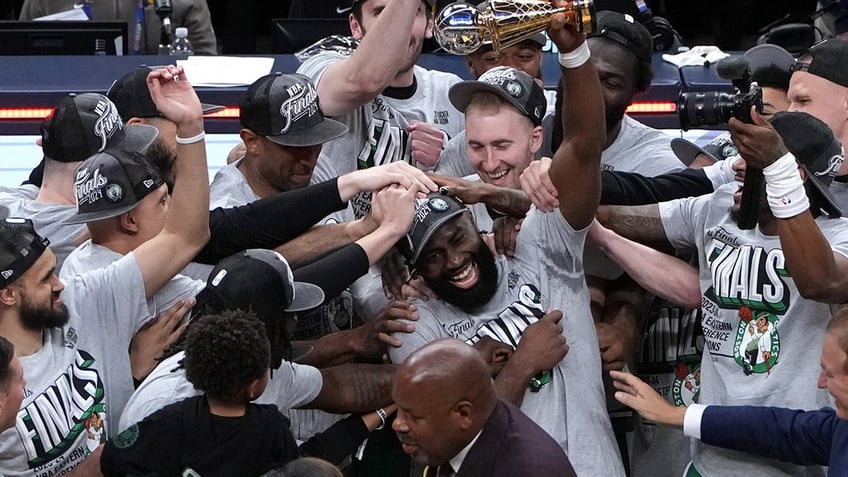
457, 400, 576, 477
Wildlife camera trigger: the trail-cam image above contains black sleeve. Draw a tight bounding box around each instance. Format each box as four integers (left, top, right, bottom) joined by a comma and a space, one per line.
600, 168, 715, 206
194, 178, 346, 264
297, 414, 370, 465
294, 243, 370, 300
101, 410, 183, 477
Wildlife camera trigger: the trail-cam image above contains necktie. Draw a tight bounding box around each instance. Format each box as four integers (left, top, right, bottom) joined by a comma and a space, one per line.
132, 0, 145, 54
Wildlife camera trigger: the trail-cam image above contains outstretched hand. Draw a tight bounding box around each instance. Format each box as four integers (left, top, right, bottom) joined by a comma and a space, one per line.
429, 173, 488, 204
130, 298, 194, 381
340, 162, 437, 202
610, 370, 687, 427
146, 65, 203, 129
728, 106, 788, 171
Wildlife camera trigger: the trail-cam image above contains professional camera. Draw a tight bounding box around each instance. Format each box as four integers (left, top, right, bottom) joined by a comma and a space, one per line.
677, 56, 764, 131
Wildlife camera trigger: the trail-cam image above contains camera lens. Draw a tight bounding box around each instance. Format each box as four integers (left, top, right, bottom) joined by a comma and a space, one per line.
678, 91, 736, 130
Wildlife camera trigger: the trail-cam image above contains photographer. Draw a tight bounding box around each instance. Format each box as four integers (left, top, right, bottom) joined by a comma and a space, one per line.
595, 110, 848, 477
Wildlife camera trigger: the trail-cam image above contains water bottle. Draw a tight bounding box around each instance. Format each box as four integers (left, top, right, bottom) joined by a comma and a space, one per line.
169, 27, 193, 56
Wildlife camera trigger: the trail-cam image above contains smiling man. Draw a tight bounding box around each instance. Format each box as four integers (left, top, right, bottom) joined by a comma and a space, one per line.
387, 14, 626, 476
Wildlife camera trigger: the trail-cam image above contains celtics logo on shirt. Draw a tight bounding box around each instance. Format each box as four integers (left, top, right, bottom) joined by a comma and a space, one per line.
672, 362, 701, 406
701, 235, 790, 374
733, 306, 780, 376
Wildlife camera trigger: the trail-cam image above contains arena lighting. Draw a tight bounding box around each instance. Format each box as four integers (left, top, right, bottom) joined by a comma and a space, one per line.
626, 101, 677, 114
0, 107, 242, 120
0, 108, 53, 119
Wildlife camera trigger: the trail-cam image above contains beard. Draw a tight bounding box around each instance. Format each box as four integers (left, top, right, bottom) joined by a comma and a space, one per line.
20, 293, 69, 331
428, 239, 499, 313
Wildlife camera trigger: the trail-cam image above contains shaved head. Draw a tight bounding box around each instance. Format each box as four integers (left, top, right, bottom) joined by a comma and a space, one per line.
392, 339, 497, 466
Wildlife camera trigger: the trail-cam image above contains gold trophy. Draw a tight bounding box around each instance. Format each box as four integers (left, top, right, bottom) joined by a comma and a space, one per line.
434, 0, 595, 55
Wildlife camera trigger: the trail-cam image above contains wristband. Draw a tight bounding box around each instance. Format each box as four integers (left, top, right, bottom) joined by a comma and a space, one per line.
374, 408, 388, 430
763, 152, 809, 218
175, 131, 206, 145
558, 41, 590, 69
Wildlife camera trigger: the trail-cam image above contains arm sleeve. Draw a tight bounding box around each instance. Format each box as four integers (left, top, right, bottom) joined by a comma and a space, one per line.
600, 168, 714, 206
698, 406, 838, 467
294, 243, 370, 300
195, 178, 345, 264
297, 414, 370, 464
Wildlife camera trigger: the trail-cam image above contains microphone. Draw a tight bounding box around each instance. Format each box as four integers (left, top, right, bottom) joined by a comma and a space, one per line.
715, 55, 750, 80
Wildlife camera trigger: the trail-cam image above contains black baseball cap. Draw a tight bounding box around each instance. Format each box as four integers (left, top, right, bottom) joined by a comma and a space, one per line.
588, 10, 653, 64
449, 66, 547, 127
671, 132, 738, 167
202, 249, 325, 314
0, 217, 49, 289
794, 39, 848, 88
744, 44, 794, 74
41, 93, 159, 164
66, 149, 166, 224
197, 249, 325, 361
107, 66, 224, 119
240, 73, 348, 147
399, 192, 470, 264
771, 111, 845, 217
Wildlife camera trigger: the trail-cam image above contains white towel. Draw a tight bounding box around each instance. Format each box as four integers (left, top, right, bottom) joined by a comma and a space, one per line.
662, 46, 730, 67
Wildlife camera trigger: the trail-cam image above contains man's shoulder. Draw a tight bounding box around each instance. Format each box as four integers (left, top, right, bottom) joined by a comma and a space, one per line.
415, 65, 463, 85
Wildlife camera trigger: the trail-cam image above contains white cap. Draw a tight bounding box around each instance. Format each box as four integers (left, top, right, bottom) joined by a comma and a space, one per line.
175, 27, 188, 38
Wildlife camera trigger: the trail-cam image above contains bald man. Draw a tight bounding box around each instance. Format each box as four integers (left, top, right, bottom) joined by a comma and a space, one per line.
392, 339, 575, 477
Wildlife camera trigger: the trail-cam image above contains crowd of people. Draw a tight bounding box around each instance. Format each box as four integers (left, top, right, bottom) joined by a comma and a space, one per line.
1, 0, 848, 476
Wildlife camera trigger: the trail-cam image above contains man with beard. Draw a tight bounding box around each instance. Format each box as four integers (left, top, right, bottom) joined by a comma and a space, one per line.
387, 14, 626, 477
594, 110, 848, 476
297, 0, 465, 222
0, 65, 211, 476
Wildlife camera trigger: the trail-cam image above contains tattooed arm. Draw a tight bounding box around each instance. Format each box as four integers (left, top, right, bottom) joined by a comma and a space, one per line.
305, 363, 396, 413
431, 174, 532, 218
596, 204, 673, 252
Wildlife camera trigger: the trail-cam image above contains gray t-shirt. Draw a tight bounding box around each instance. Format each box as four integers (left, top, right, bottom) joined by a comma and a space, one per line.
209, 160, 258, 210
0, 253, 150, 476
0, 191, 84, 271
602, 115, 684, 176
118, 351, 323, 434
630, 301, 704, 477
659, 183, 848, 477
298, 51, 465, 221
389, 209, 625, 477
60, 240, 204, 314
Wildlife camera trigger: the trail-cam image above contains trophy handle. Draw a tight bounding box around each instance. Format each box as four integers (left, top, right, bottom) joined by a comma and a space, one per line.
485, 0, 596, 52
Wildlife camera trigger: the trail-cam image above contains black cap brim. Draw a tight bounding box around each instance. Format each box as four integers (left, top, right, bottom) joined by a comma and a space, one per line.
265, 118, 348, 147
114, 123, 159, 155
285, 281, 326, 312
802, 165, 846, 218
670, 137, 719, 167
201, 103, 225, 115
65, 200, 142, 225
